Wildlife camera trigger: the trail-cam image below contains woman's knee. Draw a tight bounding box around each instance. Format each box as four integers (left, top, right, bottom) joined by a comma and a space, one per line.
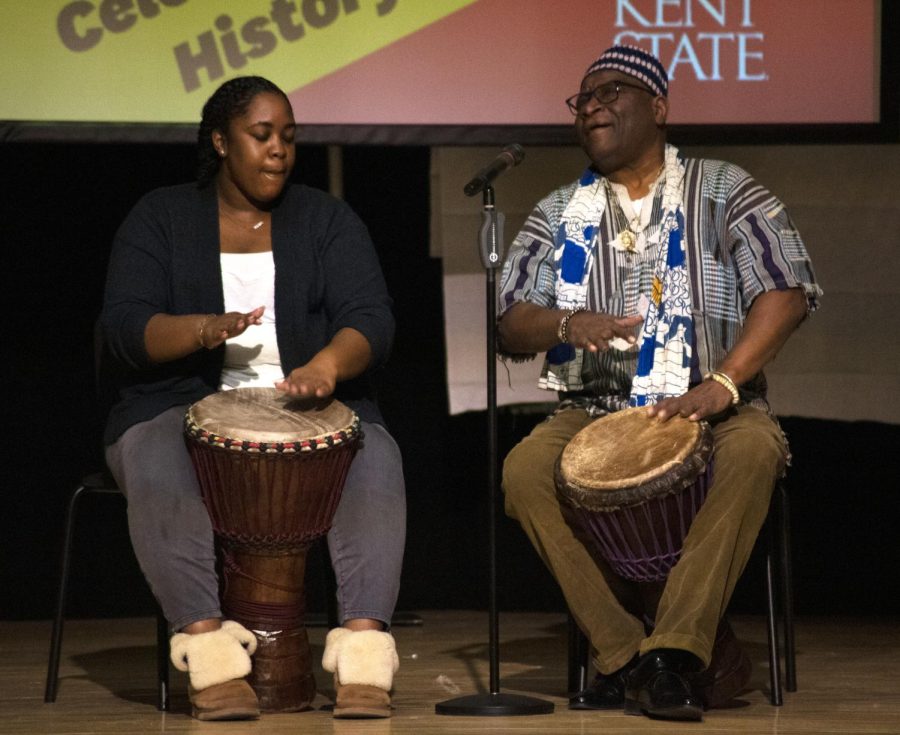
344, 423, 405, 502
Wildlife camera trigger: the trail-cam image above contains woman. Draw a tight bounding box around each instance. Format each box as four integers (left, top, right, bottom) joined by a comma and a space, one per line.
101, 76, 405, 721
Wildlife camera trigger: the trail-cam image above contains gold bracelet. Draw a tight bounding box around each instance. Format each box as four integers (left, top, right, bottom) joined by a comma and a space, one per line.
198, 313, 215, 350
557, 308, 586, 344
704, 370, 740, 405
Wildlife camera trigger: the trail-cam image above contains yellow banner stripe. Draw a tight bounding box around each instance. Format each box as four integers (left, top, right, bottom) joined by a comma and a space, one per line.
0, 0, 479, 122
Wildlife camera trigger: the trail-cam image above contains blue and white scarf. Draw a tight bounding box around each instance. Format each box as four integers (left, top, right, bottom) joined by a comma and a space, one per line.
539, 144, 694, 405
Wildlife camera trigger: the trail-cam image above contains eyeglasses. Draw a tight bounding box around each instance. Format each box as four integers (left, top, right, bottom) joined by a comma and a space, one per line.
565, 80, 652, 115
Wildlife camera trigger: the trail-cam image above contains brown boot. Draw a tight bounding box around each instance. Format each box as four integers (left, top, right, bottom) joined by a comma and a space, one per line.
188, 679, 260, 721
322, 628, 398, 718
692, 618, 752, 709
170, 620, 260, 721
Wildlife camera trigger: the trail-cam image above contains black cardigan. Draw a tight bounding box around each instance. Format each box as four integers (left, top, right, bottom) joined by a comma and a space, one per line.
100, 182, 394, 445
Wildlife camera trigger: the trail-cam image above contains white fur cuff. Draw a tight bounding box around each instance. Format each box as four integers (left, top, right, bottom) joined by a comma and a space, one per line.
170, 621, 257, 691
323, 629, 399, 691
322, 627, 352, 673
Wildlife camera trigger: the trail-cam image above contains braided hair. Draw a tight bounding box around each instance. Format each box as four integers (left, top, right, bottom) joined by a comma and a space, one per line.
196, 76, 290, 188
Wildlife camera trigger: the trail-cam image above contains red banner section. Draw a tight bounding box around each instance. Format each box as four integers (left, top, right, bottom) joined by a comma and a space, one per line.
289, 0, 879, 126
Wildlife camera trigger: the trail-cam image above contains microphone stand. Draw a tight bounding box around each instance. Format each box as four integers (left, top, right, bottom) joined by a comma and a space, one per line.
435, 185, 553, 716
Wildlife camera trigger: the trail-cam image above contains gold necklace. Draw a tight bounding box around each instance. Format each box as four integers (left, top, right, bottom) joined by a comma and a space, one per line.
220, 205, 266, 232
605, 162, 666, 253
605, 179, 638, 252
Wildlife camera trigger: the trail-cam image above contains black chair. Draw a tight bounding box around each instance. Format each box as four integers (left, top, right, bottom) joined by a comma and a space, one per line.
567, 478, 797, 706
44, 471, 170, 711
45, 318, 171, 710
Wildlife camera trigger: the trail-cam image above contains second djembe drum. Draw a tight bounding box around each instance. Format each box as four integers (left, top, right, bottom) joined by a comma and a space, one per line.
555, 407, 714, 582
184, 387, 360, 712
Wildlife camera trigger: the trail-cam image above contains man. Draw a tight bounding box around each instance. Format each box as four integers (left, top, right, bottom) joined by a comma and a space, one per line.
498, 45, 820, 722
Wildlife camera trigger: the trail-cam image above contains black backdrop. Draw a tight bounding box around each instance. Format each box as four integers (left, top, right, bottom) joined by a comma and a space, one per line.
2, 141, 899, 623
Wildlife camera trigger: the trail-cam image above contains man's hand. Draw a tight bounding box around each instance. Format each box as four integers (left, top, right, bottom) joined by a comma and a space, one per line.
566, 311, 644, 352
647, 379, 734, 422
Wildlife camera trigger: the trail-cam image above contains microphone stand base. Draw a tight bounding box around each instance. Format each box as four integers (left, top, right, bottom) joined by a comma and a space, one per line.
435, 692, 554, 716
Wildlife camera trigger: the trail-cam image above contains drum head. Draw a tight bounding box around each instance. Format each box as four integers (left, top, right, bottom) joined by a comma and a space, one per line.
557, 407, 713, 510
185, 387, 358, 450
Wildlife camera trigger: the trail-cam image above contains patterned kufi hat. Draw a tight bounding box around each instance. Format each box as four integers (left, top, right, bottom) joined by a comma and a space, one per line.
583, 44, 668, 97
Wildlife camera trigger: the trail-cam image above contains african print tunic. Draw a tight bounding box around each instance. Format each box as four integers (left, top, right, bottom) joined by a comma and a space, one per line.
497, 149, 822, 410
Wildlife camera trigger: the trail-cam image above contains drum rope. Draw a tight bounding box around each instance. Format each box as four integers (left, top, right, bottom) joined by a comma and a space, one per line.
222, 550, 304, 595
224, 597, 306, 628
221, 551, 307, 627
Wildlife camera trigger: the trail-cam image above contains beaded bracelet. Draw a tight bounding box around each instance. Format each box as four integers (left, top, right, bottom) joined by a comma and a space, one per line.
704, 370, 740, 405
198, 313, 216, 350
557, 308, 586, 344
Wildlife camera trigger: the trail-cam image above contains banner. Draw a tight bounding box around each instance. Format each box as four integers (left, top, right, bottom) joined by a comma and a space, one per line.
0, 1, 882, 127
1, 0, 477, 123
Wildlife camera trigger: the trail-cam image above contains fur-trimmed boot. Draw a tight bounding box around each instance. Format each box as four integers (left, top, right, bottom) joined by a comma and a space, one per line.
322, 628, 399, 718
169, 620, 260, 721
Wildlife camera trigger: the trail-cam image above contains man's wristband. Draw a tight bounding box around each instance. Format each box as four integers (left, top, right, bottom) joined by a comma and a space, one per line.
557, 308, 586, 344
704, 370, 740, 405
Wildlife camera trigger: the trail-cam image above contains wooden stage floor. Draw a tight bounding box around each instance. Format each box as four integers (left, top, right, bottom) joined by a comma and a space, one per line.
4, 611, 899, 734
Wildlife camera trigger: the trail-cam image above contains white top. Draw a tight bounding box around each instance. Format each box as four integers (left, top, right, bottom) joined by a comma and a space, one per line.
630, 192, 649, 217
609, 181, 651, 227
218, 251, 283, 390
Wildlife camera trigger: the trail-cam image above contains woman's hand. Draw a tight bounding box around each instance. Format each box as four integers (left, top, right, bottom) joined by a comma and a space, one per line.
144, 306, 264, 363
274, 327, 372, 399
199, 306, 265, 350
275, 363, 338, 399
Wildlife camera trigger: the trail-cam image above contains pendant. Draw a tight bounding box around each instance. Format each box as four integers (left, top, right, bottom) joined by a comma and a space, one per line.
616, 229, 637, 252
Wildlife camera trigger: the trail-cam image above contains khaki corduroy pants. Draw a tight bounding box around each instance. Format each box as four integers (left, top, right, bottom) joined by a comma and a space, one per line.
502, 404, 787, 673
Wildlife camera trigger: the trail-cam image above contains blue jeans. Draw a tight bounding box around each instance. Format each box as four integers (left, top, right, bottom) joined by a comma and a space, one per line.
106, 405, 406, 632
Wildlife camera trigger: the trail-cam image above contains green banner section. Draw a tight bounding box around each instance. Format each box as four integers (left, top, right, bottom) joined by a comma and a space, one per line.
0, 0, 478, 122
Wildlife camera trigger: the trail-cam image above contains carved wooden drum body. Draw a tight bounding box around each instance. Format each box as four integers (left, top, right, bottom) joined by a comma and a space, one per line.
184, 387, 360, 712
555, 407, 714, 582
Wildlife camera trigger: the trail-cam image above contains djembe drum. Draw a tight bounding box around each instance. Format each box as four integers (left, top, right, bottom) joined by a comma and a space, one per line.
555, 407, 714, 582
184, 387, 360, 712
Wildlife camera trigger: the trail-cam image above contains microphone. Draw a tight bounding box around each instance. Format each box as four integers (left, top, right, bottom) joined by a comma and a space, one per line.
463, 144, 525, 196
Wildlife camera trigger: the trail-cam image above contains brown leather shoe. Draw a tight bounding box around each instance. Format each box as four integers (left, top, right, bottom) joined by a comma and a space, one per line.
189, 679, 260, 721
692, 618, 752, 708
